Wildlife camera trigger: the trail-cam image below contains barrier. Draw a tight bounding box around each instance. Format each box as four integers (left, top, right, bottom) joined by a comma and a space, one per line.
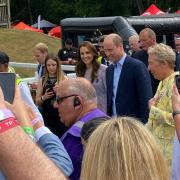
9, 62, 76, 83
9, 62, 75, 71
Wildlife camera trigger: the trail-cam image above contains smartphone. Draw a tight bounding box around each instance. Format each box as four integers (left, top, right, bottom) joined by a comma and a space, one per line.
175, 75, 180, 94
0, 73, 16, 103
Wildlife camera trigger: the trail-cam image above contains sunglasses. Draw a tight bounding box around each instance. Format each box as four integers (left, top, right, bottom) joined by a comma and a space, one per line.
56, 94, 77, 104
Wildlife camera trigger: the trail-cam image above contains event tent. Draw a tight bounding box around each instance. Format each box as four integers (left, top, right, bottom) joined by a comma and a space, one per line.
141, 4, 165, 16
176, 10, 180, 14
48, 26, 61, 38
32, 19, 56, 28
14, 22, 43, 33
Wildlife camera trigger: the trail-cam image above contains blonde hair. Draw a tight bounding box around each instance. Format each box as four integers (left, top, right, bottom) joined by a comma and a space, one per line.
148, 43, 175, 69
81, 117, 169, 180
111, 33, 123, 46
42, 54, 66, 87
129, 34, 139, 42
34, 42, 48, 53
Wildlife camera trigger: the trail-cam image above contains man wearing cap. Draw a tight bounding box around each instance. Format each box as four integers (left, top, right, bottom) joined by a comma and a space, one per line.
58, 38, 77, 66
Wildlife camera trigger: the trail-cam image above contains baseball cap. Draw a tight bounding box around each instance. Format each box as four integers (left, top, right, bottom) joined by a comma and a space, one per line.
0, 52, 9, 64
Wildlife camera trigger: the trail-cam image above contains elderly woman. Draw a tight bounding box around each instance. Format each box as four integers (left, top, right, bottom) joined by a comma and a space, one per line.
146, 43, 179, 165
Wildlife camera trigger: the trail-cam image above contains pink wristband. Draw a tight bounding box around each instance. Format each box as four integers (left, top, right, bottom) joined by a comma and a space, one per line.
32, 117, 42, 126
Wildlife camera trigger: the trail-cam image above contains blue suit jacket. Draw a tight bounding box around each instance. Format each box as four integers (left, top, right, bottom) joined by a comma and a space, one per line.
106, 56, 152, 123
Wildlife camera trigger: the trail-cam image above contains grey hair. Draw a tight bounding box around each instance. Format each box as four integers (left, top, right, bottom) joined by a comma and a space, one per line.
65, 78, 97, 102
140, 28, 156, 39
129, 34, 139, 41
148, 43, 175, 69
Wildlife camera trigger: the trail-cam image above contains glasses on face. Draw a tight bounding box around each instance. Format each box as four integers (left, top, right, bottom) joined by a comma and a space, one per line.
56, 94, 77, 105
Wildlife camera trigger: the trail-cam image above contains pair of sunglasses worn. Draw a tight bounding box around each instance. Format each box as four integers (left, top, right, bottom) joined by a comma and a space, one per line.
56, 94, 77, 104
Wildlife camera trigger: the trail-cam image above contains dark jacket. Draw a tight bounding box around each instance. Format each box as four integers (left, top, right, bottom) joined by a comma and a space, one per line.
106, 56, 152, 123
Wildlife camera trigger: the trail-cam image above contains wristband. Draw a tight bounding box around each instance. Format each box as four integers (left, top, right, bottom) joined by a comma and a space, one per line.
32, 117, 42, 126
0, 117, 19, 133
23, 127, 35, 142
0, 109, 15, 121
23, 127, 35, 135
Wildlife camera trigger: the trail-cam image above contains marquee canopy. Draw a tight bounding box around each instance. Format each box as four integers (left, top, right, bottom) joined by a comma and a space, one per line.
14, 22, 43, 33
48, 26, 61, 38
141, 4, 165, 16
32, 19, 56, 28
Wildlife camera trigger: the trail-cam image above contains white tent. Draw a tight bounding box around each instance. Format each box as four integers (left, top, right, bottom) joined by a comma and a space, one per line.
32, 19, 56, 28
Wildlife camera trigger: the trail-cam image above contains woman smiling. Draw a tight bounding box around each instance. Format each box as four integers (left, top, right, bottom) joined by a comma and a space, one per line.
76, 41, 107, 113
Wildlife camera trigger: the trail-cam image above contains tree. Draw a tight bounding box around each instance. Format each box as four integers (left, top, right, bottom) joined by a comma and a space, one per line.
27, 0, 33, 24
135, 0, 144, 14
10, 0, 180, 25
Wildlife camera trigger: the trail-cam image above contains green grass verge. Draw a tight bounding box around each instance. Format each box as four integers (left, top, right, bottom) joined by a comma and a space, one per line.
0, 28, 62, 77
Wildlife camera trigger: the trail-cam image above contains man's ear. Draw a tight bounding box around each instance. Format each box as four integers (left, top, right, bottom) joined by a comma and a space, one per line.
73, 96, 82, 110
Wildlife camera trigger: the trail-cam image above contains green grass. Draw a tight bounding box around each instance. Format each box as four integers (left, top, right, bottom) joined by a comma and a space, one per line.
0, 28, 62, 77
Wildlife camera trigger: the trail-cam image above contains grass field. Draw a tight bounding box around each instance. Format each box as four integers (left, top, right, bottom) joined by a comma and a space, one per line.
0, 28, 62, 77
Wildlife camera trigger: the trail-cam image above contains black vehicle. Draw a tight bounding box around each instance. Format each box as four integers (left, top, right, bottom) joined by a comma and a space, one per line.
60, 16, 137, 51
60, 14, 180, 50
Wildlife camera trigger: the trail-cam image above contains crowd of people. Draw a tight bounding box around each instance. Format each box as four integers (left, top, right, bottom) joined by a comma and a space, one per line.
0, 27, 180, 180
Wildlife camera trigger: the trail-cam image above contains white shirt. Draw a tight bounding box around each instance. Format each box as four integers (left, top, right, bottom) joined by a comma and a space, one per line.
18, 82, 43, 120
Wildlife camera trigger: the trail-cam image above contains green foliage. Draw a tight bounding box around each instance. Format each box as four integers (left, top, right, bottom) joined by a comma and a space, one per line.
0, 28, 61, 77
10, 0, 180, 25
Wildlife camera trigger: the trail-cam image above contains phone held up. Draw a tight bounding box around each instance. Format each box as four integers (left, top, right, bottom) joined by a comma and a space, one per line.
0, 72, 16, 103
175, 74, 180, 94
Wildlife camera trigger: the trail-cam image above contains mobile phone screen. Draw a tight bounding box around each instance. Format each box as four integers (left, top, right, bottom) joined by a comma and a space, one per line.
175, 75, 180, 94
0, 73, 16, 103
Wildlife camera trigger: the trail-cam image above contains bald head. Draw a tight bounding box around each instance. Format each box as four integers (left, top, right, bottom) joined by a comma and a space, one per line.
140, 28, 156, 39
139, 28, 156, 51
58, 77, 97, 102
55, 78, 97, 127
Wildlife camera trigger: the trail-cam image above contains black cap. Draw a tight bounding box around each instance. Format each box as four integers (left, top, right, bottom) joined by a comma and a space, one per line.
65, 38, 73, 45
0, 52, 9, 64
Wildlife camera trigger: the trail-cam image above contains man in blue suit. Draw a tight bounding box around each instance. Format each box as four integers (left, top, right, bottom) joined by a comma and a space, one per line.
103, 33, 152, 123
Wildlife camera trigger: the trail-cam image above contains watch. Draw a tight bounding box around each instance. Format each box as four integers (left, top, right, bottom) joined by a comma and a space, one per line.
172, 111, 180, 118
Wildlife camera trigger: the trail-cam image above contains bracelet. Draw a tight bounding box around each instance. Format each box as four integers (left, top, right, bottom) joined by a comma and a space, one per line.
23, 127, 35, 142
23, 127, 35, 135
173, 111, 180, 118
0, 117, 19, 133
32, 117, 42, 126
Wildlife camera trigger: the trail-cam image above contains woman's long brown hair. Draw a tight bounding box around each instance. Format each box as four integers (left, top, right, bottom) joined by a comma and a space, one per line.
75, 41, 100, 83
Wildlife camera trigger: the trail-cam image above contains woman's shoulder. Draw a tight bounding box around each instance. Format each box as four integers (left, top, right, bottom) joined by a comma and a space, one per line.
100, 64, 107, 69
98, 64, 107, 73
